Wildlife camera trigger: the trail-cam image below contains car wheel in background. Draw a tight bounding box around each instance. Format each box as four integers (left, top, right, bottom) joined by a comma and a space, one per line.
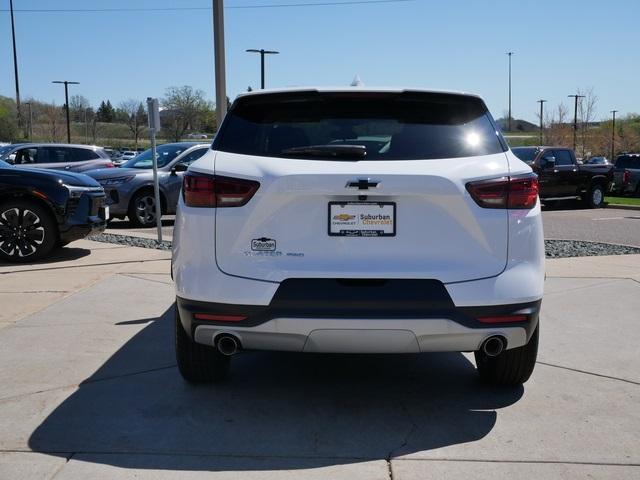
475, 325, 539, 386
585, 183, 605, 208
175, 304, 230, 383
0, 199, 57, 263
128, 190, 159, 228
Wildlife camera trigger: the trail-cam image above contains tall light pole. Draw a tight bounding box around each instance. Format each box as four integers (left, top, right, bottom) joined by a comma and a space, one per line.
52, 80, 79, 143
610, 110, 618, 161
537, 99, 547, 144
212, 0, 227, 127
23, 102, 32, 140
246, 49, 279, 89
568, 94, 585, 151
506, 51, 514, 132
9, 0, 22, 129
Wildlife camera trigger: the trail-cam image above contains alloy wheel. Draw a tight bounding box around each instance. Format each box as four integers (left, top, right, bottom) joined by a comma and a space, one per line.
135, 195, 157, 225
0, 207, 46, 258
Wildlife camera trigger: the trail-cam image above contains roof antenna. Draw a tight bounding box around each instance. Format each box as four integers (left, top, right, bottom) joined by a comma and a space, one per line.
350, 74, 364, 87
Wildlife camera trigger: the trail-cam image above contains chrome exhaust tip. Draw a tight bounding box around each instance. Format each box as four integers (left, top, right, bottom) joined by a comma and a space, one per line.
216, 334, 240, 356
481, 336, 506, 357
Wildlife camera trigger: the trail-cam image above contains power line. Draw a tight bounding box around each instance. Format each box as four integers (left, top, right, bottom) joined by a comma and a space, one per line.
0, 0, 415, 14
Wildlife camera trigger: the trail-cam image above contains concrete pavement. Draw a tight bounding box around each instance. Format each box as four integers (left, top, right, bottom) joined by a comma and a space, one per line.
0, 241, 638, 479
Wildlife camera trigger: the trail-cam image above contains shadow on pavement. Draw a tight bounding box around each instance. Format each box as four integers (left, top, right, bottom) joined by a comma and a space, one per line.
0, 246, 91, 267
29, 306, 523, 471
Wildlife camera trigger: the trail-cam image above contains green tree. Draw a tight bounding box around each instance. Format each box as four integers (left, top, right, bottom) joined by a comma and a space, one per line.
96, 100, 115, 122
0, 96, 19, 141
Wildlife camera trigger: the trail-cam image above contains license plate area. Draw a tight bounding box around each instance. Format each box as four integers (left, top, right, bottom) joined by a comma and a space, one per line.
328, 202, 396, 237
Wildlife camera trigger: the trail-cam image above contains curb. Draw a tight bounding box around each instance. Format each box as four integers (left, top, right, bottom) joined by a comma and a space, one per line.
605, 204, 640, 211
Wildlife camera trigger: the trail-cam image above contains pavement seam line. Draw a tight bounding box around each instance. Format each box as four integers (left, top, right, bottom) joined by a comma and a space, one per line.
392, 458, 640, 467
0, 365, 177, 403
0, 258, 169, 275
117, 273, 173, 285
537, 361, 640, 386
48, 452, 76, 480
2, 450, 639, 468
546, 275, 640, 285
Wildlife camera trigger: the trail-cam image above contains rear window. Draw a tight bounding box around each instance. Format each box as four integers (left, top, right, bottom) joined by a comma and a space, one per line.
214, 91, 506, 160
511, 147, 539, 163
615, 156, 640, 169
74, 148, 101, 161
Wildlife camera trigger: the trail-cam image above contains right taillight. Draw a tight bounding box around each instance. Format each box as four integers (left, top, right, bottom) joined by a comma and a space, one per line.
183, 173, 260, 208
623, 169, 631, 185
466, 173, 538, 209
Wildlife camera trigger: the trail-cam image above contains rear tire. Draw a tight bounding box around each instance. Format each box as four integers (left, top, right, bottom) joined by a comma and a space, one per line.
475, 324, 539, 386
0, 199, 58, 263
175, 305, 230, 383
585, 183, 605, 208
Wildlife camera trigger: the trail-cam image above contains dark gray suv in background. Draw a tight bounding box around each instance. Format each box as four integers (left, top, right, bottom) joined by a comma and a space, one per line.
86, 142, 209, 227
0, 143, 113, 173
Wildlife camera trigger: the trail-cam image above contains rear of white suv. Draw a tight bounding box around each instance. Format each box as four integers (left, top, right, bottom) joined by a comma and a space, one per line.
172, 88, 544, 386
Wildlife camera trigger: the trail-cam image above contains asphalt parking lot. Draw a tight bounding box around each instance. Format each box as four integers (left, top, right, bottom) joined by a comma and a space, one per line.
0, 240, 639, 478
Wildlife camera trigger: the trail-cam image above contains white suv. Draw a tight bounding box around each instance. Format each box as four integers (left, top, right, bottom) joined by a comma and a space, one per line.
172, 88, 544, 386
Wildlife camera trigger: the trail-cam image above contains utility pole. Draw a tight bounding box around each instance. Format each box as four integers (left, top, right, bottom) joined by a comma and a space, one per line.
212, 0, 227, 127
610, 110, 618, 161
506, 51, 514, 132
537, 99, 547, 144
9, 0, 22, 129
23, 102, 32, 140
246, 49, 279, 89
568, 94, 585, 151
52, 80, 80, 143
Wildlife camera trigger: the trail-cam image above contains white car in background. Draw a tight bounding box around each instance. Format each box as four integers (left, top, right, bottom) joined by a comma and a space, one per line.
172, 88, 544, 386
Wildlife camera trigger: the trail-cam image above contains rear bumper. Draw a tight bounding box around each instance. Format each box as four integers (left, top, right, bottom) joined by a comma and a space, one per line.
176, 287, 540, 353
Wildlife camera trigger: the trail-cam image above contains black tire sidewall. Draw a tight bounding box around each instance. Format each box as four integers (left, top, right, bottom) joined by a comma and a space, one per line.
0, 199, 58, 263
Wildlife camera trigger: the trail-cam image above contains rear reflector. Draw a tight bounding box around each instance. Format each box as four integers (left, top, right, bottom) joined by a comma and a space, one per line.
466, 173, 538, 209
477, 315, 527, 324
183, 174, 260, 208
194, 313, 247, 322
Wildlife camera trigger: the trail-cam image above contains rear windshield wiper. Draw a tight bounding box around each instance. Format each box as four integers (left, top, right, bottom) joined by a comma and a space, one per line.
280, 144, 367, 159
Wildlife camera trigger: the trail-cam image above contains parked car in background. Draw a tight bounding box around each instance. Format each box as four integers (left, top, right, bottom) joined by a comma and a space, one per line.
86, 142, 209, 227
612, 153, 640, 196
0, 143, 113, 173
511, 146, 613, 207
186, 133, 208, 139
172, 88, 544, 387
120, 151, 138, 162
585, 156, 610, 165
0, 159, 108, 262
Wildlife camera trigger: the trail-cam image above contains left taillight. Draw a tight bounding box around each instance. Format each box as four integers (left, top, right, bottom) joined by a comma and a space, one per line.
183, 173, 260, 208
466, 173, 538, 209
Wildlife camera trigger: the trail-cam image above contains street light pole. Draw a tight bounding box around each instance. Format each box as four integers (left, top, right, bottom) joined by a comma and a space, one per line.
23, 102, 32, 140
246, 49, 279, 89
506, 51, 514, 132
212, 0, 227, 126
568, 94, 585, 151
52, 80, 80, 143
610, 110, 618, 161
9, 0, 22, 129
537, 99, 547, 144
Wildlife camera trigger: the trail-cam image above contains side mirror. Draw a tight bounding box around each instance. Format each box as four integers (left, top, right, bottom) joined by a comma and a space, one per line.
171, 163, 188, 175
7, 153, 16, 164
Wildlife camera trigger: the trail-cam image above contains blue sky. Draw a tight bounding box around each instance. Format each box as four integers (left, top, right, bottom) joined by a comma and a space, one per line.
1, 0, 638, 122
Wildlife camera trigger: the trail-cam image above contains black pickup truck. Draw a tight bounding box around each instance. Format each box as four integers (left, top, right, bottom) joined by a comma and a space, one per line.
512, 146, 613, 208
